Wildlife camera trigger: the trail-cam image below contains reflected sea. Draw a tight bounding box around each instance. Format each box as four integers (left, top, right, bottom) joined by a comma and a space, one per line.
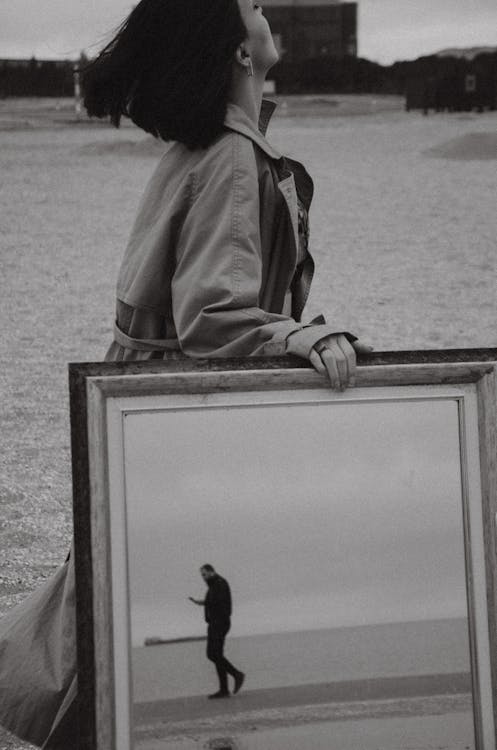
132, 617, 470, 703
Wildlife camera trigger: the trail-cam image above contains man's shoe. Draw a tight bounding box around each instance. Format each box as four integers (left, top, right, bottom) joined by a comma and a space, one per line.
208, 690, 230, 699
233, 672, 245, 694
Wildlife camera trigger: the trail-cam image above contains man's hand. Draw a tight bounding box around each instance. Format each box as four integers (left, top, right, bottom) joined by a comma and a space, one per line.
309, 334, 373, 391
188, 597, 204, 605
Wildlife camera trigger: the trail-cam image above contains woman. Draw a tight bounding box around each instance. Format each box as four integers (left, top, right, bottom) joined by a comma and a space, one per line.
91, 0, 371, 378
0, 1, 371, 747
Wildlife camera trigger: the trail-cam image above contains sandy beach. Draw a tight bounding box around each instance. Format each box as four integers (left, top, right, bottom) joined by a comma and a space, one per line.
127, 614, 474, 748
134, 672, 472, 723
1, 94, 496, 749
234, 712, 475, 750
136, 710, 475, 750
134, 689, 474, 749
132, 619, 471, 701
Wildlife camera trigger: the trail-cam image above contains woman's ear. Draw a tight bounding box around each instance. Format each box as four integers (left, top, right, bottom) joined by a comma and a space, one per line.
234, 44, 252, 74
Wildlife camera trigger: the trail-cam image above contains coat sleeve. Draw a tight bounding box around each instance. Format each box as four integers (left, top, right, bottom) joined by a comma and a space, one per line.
171, 133, 352, 359
213, 579, 232, 621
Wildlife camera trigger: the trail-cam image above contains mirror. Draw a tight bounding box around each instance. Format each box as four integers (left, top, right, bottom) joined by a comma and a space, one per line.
70, 354, 497, 750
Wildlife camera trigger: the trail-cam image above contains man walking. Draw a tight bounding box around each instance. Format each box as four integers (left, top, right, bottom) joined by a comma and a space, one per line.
189, 564, 245, 699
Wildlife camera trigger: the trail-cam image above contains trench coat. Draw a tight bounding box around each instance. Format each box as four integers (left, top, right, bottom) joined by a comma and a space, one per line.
105, 97, 356, 360
0, 98, 356, 749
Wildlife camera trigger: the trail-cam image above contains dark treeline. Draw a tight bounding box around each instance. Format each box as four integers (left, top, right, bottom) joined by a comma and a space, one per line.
402, 52, 497, 112
1, 51, 496, 112
0, 58, 75, 97
272, 51, 497, 111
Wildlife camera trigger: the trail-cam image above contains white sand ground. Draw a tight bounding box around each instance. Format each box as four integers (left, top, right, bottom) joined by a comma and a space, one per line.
135, 699, 474, 750
1, 95, 496, 749
221, 712, 475, 750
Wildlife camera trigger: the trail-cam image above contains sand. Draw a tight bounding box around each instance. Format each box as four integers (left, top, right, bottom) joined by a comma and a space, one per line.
136, 714, 476, 750
132, 674, 474, 749
424, 131, 497, 160
1, 94, 496, 749
237, 713, 475, 750
214, 712, 475, 750
134, 673, 471, 724
134, 694, 474, 749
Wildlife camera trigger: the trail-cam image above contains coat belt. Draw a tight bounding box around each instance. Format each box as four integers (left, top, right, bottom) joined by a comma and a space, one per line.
113, 322, 181, 352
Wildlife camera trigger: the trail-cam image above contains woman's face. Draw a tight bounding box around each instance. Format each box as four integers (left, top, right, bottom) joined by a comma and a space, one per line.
236, 1, 279, 74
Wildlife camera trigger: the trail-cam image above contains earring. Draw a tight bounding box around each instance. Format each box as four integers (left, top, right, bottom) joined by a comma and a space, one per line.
246, 58, 254, 77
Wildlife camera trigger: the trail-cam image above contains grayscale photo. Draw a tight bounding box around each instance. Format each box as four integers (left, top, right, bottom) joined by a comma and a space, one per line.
1, 0, 497, 749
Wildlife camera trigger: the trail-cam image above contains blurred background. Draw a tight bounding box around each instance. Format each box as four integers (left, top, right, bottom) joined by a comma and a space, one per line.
1, 0, 497, 110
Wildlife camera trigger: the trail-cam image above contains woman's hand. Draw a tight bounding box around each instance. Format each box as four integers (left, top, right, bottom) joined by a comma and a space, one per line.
309, 334, 373, 390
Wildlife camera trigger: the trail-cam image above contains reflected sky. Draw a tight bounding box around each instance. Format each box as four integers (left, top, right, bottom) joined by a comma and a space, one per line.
123, 397, 467, 646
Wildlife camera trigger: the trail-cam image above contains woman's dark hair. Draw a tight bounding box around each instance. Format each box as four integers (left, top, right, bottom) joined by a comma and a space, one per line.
80, 0, 247, 149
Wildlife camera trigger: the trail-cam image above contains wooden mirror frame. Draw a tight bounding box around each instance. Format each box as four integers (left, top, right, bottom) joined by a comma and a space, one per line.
69, 348, 497, 750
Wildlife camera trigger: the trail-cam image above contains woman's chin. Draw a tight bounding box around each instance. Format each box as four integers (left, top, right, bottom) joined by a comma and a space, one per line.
264, 51, 280, 75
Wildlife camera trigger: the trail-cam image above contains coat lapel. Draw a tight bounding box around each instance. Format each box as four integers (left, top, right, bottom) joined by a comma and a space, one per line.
276, 171, 299, 254
223, 99, 300, 259
223, 100, 282, 160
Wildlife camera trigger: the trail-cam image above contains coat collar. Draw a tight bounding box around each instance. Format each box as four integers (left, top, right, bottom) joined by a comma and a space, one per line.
223, 98, 282, 161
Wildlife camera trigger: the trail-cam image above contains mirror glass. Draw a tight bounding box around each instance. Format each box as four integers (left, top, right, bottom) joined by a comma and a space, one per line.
122, 394, 475, 749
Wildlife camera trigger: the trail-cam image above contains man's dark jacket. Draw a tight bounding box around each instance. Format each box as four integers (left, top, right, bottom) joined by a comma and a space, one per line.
205, 575, 232, 625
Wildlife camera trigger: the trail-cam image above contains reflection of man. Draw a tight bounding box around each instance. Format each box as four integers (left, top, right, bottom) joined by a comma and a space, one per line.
189, 564, 245, 699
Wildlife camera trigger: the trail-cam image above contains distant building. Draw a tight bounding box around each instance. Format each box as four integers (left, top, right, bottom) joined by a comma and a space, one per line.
263, 0, 357, 63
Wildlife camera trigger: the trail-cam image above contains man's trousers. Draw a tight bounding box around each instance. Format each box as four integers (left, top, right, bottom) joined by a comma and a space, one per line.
206, 621, 239, 693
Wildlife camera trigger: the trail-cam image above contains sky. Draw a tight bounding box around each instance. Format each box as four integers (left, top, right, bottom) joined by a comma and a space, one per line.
0, 0, 496, 65
122, 396, 468, 647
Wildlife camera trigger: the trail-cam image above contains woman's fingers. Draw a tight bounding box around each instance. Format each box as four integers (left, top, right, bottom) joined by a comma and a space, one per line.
325, 338, 349, 389
352, 340, 374, 354
320, 347, 341, 389
312, 334, 359, 390
309, 348, 326, 374
329, 335, 357, 389
338, 334, 356, 387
